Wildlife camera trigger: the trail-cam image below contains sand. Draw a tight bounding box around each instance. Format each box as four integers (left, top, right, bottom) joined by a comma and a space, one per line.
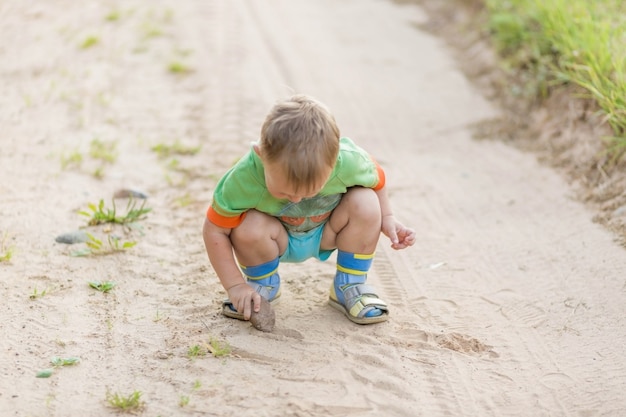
1, 1, 625, 416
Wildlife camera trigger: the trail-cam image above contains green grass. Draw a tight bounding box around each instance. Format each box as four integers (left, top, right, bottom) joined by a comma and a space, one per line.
79, 198, 151, 226
484, 0, 626, 160
179, 395, 190, 407
152, 140, 201, 158
187, 344, 207, 358
106, 390, 144, 412
71, 233, 137, 257
50, 356, 80, 367
88, 280, 116, 293
168, 61, 191, 74
60, 150, 83, 170
0, 232, 14, 262
105, 10, 121, 22
90, 139, 118, 164
60, 139, 116, 176
207, 338, 231, 358
174, 193, 194, 207
178, 380, 201, 408
36, 357, 80, 378
187, 338, 231, 359
29, 286, 51, 300
80, 35, 99, 49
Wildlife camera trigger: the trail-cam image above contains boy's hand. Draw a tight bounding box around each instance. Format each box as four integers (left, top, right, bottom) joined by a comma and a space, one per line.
382, 215, 416, 250
226, 283, 262, 320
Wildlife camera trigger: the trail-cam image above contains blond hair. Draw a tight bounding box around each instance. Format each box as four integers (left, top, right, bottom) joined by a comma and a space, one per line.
260, 95, 340, 193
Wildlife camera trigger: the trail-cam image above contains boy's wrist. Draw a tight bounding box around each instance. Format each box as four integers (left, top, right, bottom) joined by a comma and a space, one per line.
225, 281, 247, 292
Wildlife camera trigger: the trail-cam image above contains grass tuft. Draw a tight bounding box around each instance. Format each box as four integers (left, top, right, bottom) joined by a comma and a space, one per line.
79, 199, 151, 226
81, 35, 99, 49
0, 232, 15, 262
106, 390, 144, 413
485, 0, 626, 159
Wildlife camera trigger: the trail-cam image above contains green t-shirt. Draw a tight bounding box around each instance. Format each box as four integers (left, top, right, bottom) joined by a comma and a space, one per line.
207, 137, 385, 233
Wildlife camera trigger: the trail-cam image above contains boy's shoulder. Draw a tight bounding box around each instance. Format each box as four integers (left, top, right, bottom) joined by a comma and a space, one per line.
218, 145, 266, 189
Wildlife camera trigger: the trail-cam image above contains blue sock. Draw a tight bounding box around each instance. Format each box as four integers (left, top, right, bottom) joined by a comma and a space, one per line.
336, 250, 373, 277
240, 258, 279, 279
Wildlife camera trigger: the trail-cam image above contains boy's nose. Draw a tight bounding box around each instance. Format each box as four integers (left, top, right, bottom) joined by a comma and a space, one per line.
288, 196, 302, 203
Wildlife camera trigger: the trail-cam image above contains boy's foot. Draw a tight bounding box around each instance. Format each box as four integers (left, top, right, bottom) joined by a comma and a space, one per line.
222, 273, 281, 320
328, 272, 389, 324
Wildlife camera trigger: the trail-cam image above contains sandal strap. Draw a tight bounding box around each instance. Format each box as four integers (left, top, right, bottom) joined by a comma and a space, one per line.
341, 284, 378, 301
341, 284, 388, 319
247, 280, 272, 300
246, 272, 281, 301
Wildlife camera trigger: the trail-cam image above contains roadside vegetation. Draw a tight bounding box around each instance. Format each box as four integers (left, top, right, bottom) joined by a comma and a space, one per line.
483, 0, 626, 161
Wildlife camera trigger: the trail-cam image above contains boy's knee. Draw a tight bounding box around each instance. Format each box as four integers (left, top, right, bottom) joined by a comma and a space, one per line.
231, 210, 275, 244
344, 188, 380, 220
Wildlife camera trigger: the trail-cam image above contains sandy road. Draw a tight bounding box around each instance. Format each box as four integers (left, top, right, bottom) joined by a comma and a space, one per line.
1, 0, 625, 416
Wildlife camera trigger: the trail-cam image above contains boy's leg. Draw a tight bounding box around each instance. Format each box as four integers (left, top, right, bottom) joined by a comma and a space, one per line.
321, 187, 389, 324
223, 210, 288, 319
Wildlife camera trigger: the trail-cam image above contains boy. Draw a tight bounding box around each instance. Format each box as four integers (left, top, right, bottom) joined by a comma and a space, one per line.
203, 94, 415, 325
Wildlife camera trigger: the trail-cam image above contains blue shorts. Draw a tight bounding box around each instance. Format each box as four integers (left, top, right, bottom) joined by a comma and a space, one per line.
279, 224, 335, 263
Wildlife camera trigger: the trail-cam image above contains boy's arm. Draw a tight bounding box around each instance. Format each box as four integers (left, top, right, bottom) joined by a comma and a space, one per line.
202, 218, 261, 318
375, 186, 416, 250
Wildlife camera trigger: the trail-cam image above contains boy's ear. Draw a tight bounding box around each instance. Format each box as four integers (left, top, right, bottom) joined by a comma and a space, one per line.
253, 144, 261, 157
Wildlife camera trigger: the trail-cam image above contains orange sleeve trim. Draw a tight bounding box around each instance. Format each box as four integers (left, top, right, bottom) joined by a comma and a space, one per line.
206, 206, 247, 229
372, 160, 386, 191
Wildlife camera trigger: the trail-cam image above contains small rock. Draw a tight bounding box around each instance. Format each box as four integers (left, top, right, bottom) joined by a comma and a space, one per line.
250, 298, 275, 332
113, 188, 148, 199
155, 352, 171, 360
612, 205, 626, 217
55, 231, 89, 244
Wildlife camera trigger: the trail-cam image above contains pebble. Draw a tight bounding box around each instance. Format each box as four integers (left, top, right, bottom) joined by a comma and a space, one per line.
612, 205, 626, 217
55, 231, 89, 244
113, 188, 148, 199
250, 298, 275, 332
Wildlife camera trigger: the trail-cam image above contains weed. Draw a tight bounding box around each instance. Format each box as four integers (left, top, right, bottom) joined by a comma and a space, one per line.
81, 35, 99, 49
106, 390, 144, 412
152, 140, 201, 158
168, 61, 191, 74
153, 308, 167, 322
0, 232, 14, 262
207, 338, 231, 358
50, 356, 80, 367
485, 0, 626, 160
187, 345, 206, 358
174, 193, 193, 207
167, 158, 180, 170
88, 281, 116, 293
79, 199, 151, 226
179, 395, 190, 407
93, 166, 105, 179
29, 287, 49, 300
36, 369, 53, 378
36, 357, 80, 378
179, 380, 201, 407
71, 233, 136, 257
60, 150, 83, 170
141, 22, 163, 38
90, 139, 118, 164
105, 10, 121, 22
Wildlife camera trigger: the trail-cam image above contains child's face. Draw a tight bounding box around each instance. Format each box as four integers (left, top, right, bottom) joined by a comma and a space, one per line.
264, 161, 331, 203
